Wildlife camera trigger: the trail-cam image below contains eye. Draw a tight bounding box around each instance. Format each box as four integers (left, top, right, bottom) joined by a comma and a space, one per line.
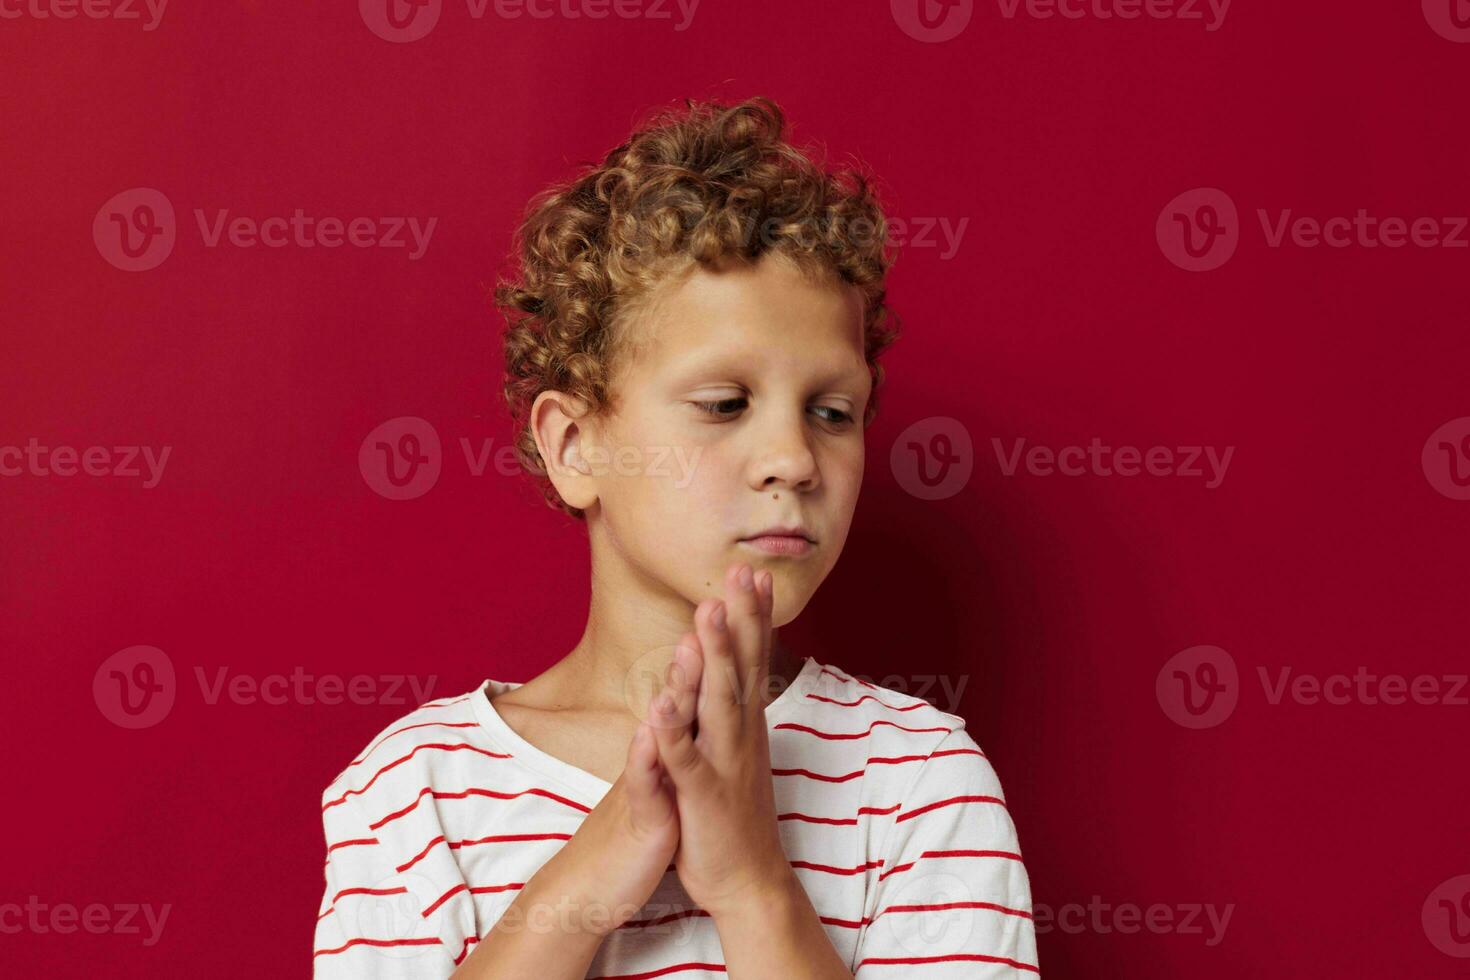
692, 398, 854, 427
693, 397, 747, 419
812, 406, 854, 426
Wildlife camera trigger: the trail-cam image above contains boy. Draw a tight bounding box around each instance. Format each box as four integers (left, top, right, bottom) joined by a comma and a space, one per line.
312, 96, 1038, 978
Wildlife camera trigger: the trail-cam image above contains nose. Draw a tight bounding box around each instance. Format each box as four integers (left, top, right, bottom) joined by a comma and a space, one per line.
747, 405, 820, 493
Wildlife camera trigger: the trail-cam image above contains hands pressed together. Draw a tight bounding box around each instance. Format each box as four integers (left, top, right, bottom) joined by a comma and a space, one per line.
542, 560, 795, 939
641, 560, 795, 919
466, 563, 860, 979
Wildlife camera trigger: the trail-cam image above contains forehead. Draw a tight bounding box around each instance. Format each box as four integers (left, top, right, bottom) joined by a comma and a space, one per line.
622, 253, 867, 382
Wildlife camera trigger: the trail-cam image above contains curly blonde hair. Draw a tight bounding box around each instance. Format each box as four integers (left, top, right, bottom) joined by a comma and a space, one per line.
493, 95, 902, 519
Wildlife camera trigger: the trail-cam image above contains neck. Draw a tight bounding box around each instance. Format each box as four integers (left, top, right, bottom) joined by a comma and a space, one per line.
549, 527, 803, 717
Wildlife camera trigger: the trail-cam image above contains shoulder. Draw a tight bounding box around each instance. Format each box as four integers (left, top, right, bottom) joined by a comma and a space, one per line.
783, 659, 1005, 798
317, 684, 502, 839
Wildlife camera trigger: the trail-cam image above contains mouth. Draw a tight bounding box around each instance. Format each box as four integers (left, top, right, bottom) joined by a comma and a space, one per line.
738, 526, 816, 557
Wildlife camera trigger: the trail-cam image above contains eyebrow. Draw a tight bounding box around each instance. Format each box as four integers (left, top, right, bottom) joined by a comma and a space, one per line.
670, 350, 869, 390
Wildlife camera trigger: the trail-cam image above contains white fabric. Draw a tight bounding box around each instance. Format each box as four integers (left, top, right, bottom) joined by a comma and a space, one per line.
312, 656, 1039, 978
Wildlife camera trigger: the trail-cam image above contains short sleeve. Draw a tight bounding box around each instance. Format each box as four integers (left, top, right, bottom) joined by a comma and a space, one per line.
853, 726, 1039, 977
311, 792, 469, 978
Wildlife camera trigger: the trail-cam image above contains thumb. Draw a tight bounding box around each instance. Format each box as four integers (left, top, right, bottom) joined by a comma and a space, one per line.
623, 721, 677, 835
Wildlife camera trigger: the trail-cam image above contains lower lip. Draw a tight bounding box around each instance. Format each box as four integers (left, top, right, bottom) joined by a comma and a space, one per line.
740, 535, 814, 556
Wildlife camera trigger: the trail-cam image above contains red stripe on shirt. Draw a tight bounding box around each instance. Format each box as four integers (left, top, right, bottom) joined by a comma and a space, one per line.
772, 747, 982, 783
453, 935, 479, 964
369, 785, 590, 831
348, 722, 481, 767
856, 952, 1040, 973
818, 665, 879, 690
313, 936, 442, 957
806, 692, 924, 711
774, 720, 953, 740
896, 794, 1007, 822
323, 743, 515, 811
778, 803, 900, 826
399, 830, 576, 874
789, 858, 885, 876
588, 962, 729, 979
875, 899, 1033, 920
878, 849, 1025, 881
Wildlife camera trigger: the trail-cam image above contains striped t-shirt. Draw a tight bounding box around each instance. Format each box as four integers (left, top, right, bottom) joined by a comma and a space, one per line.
312, 655, 1039, 978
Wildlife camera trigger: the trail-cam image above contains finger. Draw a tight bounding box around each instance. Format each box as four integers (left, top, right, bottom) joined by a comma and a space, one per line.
623, 722, 677, 834
649, 657, 712, 790
666, 639, 704, 728
647, 642, 702, 732
753, 569, 775, 697
689, 608, 739, 735
695, 594, 744, 738
723, 562, 768, 714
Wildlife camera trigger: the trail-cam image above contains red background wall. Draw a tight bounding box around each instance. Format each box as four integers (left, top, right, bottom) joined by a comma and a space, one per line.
3, 1, 1468, 976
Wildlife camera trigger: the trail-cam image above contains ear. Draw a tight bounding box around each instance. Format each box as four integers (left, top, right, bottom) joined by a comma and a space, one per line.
530, 389, 602, 511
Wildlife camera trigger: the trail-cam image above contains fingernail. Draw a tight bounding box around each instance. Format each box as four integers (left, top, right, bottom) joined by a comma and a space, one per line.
712, 604, 726, 630
738, 565, 754, 591
656, 692, 674, 714
757, 571, 771, 598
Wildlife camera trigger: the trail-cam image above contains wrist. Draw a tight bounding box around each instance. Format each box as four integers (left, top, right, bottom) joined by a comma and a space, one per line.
514, 862, 623, 942
708, 865, 803, 930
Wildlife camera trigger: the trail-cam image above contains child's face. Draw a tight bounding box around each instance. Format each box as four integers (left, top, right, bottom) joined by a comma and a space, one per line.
587, 251, 870, 625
